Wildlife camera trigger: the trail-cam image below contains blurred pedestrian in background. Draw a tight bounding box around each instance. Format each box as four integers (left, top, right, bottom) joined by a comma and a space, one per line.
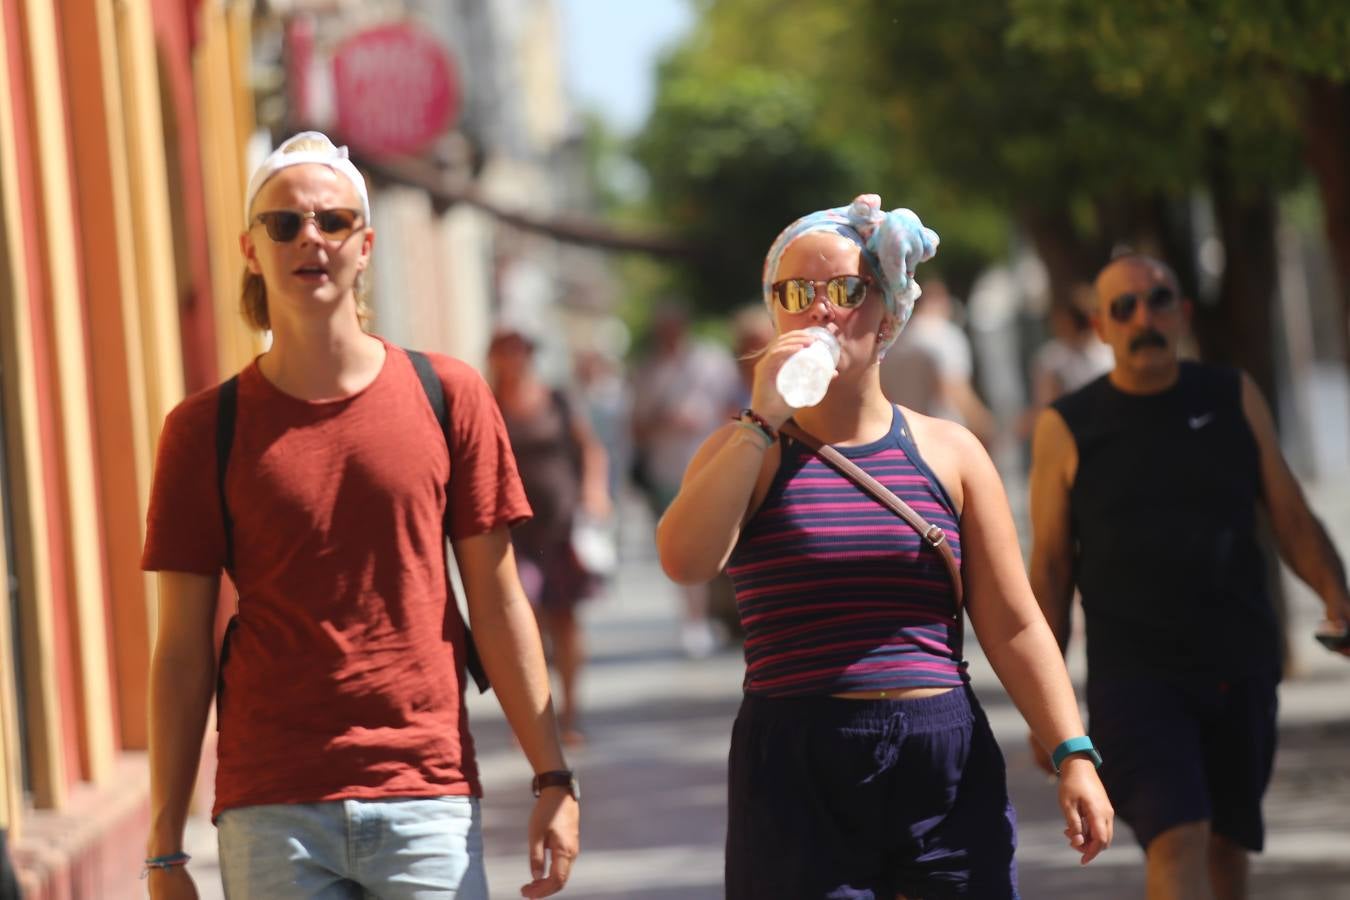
141, 132, 578, 900
631, 304, 742, 657
1014, 285, 1115, 451
489, 326, 613, 747
729, 303, 777, 408
573, 345, 632, 508
881, 278, 998, 448
710, 304, 781, 642
1028, 252, 1350, 900
1027, 287, 1114, 411
658, 194, 1113, 899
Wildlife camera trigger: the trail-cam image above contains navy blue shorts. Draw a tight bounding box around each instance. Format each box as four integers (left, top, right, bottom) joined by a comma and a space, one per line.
725, 686, 1019, 899
1087, 673, 1278, 852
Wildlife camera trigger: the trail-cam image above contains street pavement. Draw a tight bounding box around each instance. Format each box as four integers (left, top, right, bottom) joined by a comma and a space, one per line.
183, 475, 1350, 898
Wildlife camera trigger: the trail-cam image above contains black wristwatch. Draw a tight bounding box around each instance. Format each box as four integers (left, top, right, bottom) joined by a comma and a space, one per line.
532, 769, 580, 802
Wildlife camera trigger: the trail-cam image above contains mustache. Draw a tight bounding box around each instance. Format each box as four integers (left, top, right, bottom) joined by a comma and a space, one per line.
1129, 330, 1168, 353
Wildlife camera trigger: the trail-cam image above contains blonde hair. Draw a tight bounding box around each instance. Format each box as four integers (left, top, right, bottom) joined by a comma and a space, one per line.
241, 135, 372, 332
239, 272, 372, 332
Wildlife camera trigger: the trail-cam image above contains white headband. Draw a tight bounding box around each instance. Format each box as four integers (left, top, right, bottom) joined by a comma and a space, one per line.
243, 131, 371, 223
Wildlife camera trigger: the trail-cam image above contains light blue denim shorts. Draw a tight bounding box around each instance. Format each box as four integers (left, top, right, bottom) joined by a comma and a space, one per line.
216, 795, 486, 899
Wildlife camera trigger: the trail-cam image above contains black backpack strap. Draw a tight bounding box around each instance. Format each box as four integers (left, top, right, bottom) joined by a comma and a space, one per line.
408, 348, 449, 432
407, 348, 491, 695
215, 375, 241, 730
216, 375, 240, 572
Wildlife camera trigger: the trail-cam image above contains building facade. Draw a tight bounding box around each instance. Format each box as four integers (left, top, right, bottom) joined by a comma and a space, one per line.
0, 0, 257, 895
1, 0, 594, 895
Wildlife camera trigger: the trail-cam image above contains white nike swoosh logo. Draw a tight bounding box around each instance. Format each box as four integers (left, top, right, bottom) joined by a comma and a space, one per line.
1188, 413, 1215, 429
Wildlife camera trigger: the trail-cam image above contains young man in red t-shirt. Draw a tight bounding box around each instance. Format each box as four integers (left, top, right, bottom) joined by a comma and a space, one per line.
142, 132, 579, 899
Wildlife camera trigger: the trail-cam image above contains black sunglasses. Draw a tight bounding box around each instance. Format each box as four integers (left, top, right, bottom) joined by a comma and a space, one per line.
252, 208, 363, 243
1108, 285, 1178, 323
771, 275, 871, 314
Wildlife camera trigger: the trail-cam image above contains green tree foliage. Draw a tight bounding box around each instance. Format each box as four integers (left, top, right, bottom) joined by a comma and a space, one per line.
1011, 0, 1350, 363
1010, 0, 1317, 199
634, 63, 856, 312
1010, 0, 1350, 85
632, 0, 1345, 394
634, 0, 1263, 312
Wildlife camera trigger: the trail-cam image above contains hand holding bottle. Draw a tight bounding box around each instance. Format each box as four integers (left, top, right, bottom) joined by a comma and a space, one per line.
748, 327, 840, 428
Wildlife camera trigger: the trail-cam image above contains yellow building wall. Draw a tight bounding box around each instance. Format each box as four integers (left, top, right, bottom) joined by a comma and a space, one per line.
0, 0, 255, 823
62, 0, 184, 753
197, 1, 262, 377
1, 0, 74, 810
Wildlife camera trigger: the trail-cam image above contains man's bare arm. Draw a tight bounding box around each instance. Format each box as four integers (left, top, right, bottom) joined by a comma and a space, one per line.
455, 529, 565, 770
146, 572, 219, 898
454, 529, 578, 898
1028, 408, 1078, 651
1240, 373, 1350, 628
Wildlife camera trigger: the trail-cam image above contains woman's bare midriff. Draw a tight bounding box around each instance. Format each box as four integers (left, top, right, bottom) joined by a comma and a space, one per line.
830, 686, 956, 700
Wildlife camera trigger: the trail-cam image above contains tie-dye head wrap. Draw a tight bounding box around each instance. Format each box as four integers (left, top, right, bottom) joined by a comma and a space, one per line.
761, 194, 940, 354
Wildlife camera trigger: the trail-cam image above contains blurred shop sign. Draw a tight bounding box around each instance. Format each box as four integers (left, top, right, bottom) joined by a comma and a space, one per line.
330, 23, 459, 158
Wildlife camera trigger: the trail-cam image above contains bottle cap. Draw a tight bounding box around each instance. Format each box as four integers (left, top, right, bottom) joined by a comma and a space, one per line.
803, 326, 840, 364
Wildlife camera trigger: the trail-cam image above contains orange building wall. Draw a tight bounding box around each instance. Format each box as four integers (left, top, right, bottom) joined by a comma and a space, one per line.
4, 0, 82, 796
58, 0, 158, 753
151, 0, 219, 392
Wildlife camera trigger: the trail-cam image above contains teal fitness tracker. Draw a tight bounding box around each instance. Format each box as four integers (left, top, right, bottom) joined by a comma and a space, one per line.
1051, 736, 1102, 773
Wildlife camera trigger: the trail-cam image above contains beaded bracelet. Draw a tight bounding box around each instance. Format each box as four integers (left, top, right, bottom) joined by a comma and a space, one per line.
737, 408, 778, 442
141, 851, 191, 878
731, 419, 772, 449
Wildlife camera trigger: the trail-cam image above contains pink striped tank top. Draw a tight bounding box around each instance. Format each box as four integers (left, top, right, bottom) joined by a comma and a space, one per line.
726, 405, 967, 696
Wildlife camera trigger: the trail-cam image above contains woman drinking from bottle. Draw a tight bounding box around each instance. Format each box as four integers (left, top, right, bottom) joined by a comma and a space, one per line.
656, 194, 1113, 899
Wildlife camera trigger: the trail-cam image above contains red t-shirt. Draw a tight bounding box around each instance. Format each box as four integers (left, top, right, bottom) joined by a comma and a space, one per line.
141, 341, 531, 818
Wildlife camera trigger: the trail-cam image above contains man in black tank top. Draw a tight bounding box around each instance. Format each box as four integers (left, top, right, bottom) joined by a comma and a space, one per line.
1027, 253, 1350, 899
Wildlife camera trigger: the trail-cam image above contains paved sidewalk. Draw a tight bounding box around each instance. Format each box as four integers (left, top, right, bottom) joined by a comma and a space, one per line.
470, 477, 1350, 899
184, 476, 1350, 898
470, 569, 1350, 899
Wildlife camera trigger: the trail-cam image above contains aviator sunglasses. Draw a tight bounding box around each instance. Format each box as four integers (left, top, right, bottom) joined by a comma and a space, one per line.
251, 208, 363, 243
771, 275, 872, 314
1108, 285, 1178, 323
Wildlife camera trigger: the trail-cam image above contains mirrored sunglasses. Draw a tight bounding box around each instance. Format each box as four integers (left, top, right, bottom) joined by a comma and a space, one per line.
1108, 285, 1177, 323
252, 208, 363, 243
771, 275, 871, 314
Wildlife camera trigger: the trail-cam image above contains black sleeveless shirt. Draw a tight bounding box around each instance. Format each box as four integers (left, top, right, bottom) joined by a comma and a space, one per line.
1053, 362, 1280, 679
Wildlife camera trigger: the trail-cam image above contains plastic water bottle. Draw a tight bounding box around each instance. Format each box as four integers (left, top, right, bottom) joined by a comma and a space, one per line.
776, 326, 840, 409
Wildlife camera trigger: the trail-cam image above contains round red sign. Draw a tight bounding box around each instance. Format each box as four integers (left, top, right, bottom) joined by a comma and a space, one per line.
333, 23, 460, 158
